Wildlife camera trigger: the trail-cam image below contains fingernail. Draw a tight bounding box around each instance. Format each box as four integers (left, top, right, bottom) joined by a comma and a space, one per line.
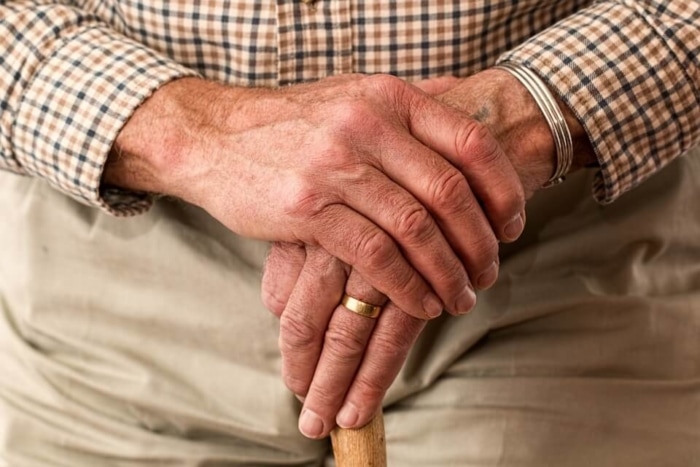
476, 261, 499, 289
299, 408, 325, 439
455, 283, 477, 314
504, 215, 524, 242
423, 293, 443, 319
337, 402, 359, 428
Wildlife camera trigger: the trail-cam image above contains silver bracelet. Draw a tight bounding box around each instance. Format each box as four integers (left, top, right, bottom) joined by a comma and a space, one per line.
494, 61, 573, 187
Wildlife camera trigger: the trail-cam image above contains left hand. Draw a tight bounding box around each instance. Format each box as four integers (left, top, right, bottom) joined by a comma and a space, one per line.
263, 242, 427, 439
263, 68, 596, 439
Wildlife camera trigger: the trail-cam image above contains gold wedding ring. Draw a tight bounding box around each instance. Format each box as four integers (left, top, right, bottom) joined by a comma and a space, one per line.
341, 294, 382, 319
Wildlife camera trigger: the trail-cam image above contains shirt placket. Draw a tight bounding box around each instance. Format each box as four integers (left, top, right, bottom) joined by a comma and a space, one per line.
276, 0, 353, 85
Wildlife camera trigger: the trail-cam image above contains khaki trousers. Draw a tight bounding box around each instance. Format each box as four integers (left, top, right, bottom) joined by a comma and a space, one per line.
1, 149, 699, 466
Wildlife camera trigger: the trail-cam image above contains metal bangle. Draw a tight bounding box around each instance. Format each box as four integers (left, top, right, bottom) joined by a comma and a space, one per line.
494, 62, 573, 187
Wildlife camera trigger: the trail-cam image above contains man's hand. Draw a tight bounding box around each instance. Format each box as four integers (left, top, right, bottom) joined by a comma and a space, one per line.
105, 74, 526, 319
262, 68, 598, 439
262, 242, 426, 439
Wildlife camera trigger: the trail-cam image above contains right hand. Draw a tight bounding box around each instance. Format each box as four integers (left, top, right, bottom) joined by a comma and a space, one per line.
107, 74, 525, 318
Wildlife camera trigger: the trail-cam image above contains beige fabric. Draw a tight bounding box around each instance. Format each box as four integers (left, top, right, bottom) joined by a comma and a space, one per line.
1, 148, 700, 465
383, 150, 700, 466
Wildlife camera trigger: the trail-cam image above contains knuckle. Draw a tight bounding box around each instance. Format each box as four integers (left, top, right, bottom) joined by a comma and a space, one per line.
331, 100, 377, 133
323, 326, 367, 364
282, 182, 343, 231
394, 204, 434, 244
460, 233, 499, 274
352, 230, 420, 303
352, 375, 388, 404
327, 151, 367, 181
371, 330, 413, 362
367, 74, 415, 115
456, 121, 502, 165
282, 177, 323, 219
355, 228, 395, 270
471, 235, 499, 267
483, 189, 526, 232
367, 73, 404, 93
458, 187, 482, 218
478, 168, 526, 222
343, 163, 377, 187
307, 388, 343, 415
437, 261, 470, 291
429, 169, 471, 212
266, 242, 302, 268
279, 313, 321, 354
388, 268, 419, 301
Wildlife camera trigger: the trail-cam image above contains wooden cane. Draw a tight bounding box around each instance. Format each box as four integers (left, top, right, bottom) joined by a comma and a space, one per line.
330, 408, 387, 466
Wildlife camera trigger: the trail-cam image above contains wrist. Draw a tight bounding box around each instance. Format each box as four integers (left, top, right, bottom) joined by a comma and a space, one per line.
103, 77, 246, 205
439, 68, 596, 198
477, 68, 557, 195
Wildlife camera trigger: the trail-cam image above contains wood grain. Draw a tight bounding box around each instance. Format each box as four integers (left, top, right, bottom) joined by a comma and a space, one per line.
330, 409, 387, 467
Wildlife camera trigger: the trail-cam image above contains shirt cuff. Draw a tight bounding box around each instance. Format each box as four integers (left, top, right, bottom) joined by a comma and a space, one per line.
13, 25, 199, 216
497, 1, 700, 204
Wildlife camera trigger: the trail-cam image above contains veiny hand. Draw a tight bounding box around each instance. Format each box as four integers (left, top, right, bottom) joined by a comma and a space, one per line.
106, 71, 531, 440
261, 67, 599, 440
106, 74, 527, 319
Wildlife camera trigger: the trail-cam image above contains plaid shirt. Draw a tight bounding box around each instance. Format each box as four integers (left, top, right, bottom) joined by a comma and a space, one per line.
1, 0, 698, 215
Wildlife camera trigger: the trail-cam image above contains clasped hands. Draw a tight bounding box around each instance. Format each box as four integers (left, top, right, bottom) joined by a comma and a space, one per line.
106, 69, 555, 441
256, 74, 542, 440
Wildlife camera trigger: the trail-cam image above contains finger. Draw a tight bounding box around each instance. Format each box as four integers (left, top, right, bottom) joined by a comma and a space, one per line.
336, 165, 475, 315
261, 242, 306, 317
336, 304, 426, 429
349, 77, 500, 292
279, 247, 348, 397
298, 271, 386, 439
372, 131, 499, 295
313, 204, 444, 320
405, 91, 526, 243
365, 75, 523, 245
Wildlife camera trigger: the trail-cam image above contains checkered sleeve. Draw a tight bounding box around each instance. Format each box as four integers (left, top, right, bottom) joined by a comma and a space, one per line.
1, 1, 198, 215
499, 0, 700, 204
